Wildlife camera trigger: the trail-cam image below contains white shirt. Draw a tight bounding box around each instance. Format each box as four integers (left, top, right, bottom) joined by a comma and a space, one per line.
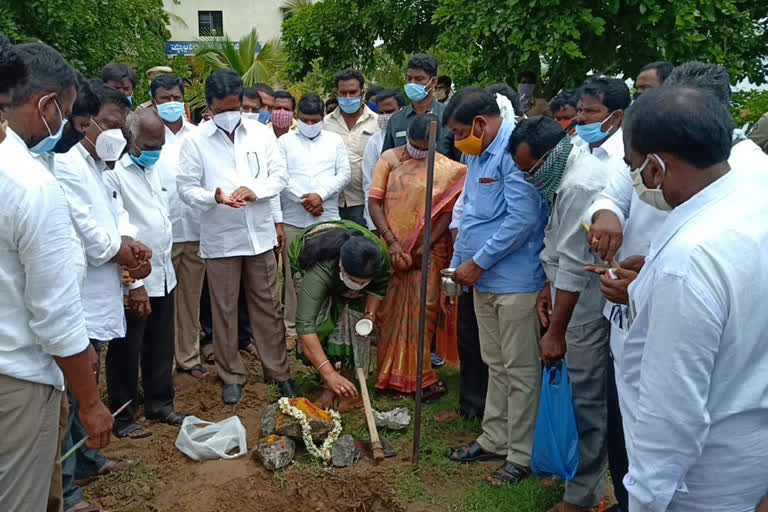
177, 118, 287, 259
104, 154, 176, 297
361, 130, 385, 230
0, 129, 89, 389
621, 170, 768, 512
155, 121, 201, 242
278, 129, 350, 228
54, 144, 132, 340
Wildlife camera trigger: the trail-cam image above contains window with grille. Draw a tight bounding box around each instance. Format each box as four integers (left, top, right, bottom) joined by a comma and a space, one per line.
198, 11, 223, 36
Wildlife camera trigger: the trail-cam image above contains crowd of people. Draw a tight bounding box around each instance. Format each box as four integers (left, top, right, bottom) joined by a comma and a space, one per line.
1, 28, 768, 512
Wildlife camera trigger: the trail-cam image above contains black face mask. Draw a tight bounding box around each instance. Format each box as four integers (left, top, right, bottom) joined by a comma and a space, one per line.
52, 122, 85, 154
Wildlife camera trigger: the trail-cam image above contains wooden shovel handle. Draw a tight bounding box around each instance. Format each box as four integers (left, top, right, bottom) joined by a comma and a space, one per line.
356, 367, 384, 461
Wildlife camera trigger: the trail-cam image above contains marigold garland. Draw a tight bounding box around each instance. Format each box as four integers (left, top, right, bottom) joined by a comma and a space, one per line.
277, 397, 342, 463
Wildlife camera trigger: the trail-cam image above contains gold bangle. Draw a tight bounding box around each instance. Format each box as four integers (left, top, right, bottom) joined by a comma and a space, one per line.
386, 237, 398, 247
317, 360, 331, 371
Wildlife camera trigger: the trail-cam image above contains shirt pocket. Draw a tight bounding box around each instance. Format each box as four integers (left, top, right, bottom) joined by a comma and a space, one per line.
472, 179, 503, 219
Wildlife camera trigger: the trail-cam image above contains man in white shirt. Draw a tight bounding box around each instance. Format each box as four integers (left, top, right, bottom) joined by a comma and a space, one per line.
151, 74, 207, 380
361, 88, 404, 230
178, 70, 295, 404
279, 92, 351, 342
0, 40, 113, 512
616, 85, 768, 512
104, 109, 185, 437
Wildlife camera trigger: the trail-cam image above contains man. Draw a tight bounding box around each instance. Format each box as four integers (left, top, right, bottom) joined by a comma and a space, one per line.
254, 82, 275, 113
104, 109, 185, 437
362, 88, 405, 229
137, 65, 174, 111
325, 94, 338, 115
511, 115, 614, 512
750, 111, 768, 153
178, 70, 296, 404
518, 72, 552, 117
53, 73, 100, 155
324, 68, 378, 227
242, 86, 265, 122
54, 81, 145, 512
0, 40, 113, 512
443, 88, 547, 486
381, 54, 458, 159
617, 85, 768, 511
365, 85, 383, 112
279, 92, 351, 345
634, 61, 673, 98
272, 90, 297, 138
550, 89, 579, 133
151, 74, 207, 380
435, 75, 452, 103
100, 62, 136, 106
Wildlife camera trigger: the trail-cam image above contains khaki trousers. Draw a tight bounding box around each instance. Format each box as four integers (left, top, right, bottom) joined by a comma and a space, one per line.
473, 290, 541, 467
46, 391, 69, 512
281, 224, 303, 337
0, 374, 61, 512
172, 241, 205, 370
205, 252, 289, 385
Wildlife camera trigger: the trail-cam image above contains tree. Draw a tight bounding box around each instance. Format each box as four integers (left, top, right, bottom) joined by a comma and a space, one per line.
194, 29, 287, 87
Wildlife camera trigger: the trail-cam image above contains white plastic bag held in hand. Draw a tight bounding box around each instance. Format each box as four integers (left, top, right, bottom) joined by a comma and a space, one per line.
175, 416, 248, 461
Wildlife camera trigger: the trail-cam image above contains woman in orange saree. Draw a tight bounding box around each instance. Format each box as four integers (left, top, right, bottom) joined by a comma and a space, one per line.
368, 114, 467, 398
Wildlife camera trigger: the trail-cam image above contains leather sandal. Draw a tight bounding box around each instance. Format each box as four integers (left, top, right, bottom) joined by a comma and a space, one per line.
486, 461, 531, 485
445, 441, 505, 463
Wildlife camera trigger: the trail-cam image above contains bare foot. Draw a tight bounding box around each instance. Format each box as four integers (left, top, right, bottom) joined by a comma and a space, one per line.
316, 388, 336, 410
434, 410, 459, 423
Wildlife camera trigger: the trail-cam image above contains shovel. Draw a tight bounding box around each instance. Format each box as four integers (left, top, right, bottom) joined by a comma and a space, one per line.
350, 311, 385, 462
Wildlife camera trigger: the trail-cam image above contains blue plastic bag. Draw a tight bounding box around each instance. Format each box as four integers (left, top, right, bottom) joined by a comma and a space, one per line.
530, 360, 580, 480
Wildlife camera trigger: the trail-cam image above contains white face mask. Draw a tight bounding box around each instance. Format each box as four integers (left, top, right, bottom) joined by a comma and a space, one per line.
88, 119, 127, 162
297, 120, 323, 139
213, 110, 242, 134
339, 266, 370, 291
631, 153, 672, 211
242, 112, 260, 122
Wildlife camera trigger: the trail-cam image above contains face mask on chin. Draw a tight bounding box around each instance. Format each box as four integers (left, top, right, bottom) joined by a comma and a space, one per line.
631, 153, 672, 211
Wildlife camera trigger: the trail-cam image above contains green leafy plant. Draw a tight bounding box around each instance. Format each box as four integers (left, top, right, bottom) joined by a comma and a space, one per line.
730, 89, 768, 127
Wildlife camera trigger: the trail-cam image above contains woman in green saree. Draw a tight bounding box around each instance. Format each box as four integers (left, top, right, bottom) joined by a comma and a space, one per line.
287, 220, 392, 409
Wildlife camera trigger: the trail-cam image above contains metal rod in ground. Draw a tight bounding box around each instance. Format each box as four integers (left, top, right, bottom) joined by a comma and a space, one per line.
412, 120, 438, 467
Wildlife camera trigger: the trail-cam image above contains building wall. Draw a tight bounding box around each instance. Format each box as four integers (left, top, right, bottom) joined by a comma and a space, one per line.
163, 0, 284, 43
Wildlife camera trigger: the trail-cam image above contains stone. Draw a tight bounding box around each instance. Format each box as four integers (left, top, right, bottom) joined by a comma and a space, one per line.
331, 435, 359, 467
373, 407, 411, 430
274, 397, 335, 442
260, 403, 279, 437
251, 435, 295, 471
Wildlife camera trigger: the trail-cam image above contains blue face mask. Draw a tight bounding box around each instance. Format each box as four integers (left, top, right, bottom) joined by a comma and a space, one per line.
575, 111, 617, 144
405, 83, 429, 102
30, 95, 67, 155
367, 100, 378, 113
338, 96, 362, 114
257, 110, 272, 124
129, 148, 162, 168
126, 95, 133, 106
156, 101, 185, 122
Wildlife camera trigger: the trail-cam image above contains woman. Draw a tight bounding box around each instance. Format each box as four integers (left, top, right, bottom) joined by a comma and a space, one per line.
368, 114, 467, 398
288, 220, 392, 409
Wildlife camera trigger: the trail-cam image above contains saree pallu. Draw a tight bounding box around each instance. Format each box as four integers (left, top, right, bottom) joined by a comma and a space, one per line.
370, 148, 467, 392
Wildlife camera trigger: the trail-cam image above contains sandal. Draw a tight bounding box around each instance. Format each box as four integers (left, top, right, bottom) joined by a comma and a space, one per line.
445, 441, 505, 463
146, 410, 186, 426
65, 501, 103, 512
423, 381, 447, 403
242, 343, 260, 358
181, 364, 209, 380
486, 461, 531, 486
201, 345, 215, 364
114, 423, 152, 439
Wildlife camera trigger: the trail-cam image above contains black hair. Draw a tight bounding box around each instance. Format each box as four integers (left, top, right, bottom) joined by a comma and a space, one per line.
407, 54, 438, 78
580, 76, 631, 111
274, 90, 296, 109
407, 113, 440, 141
486, 83, 523, 116
100, 62, 136, 88
205, 69, 243, 104
253, 83, 275, 96
71, 76, 100, 118
639, 61, 674, 84
298, 229, 383, 279
326, 97, 339, 108
625, 86, 731, 169
243, 86, 262, 100
151, 74, 185, 98
444, 87, 501, 125
437, 75, 452, 88
11, 42, 76, 106
334, 68, 365, 90
89, 79, 131, 111
298, 93, 324, 116
365, 86, 383, 102
663, 61, 731, 106
549, 89, 579, 113
0, 31, 26, 96
375, 88, 405, 108
518, 71, 537, 83
508, 116, 565, 159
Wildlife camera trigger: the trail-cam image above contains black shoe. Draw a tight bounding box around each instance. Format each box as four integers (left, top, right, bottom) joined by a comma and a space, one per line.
276, 379, 298, 398
222, 384, 243, 404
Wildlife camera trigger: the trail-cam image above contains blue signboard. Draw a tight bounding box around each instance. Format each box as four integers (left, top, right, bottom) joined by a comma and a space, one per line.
165, 40, 246, 56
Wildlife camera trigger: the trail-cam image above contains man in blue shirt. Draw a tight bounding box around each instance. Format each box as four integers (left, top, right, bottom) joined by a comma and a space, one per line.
443, 88, 547, 486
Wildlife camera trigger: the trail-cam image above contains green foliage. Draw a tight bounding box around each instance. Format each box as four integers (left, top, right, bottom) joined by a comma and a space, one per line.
731, 90, 768, 127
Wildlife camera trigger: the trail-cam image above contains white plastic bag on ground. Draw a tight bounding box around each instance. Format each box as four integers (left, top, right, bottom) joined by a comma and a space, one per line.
175, 415, 248, 461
